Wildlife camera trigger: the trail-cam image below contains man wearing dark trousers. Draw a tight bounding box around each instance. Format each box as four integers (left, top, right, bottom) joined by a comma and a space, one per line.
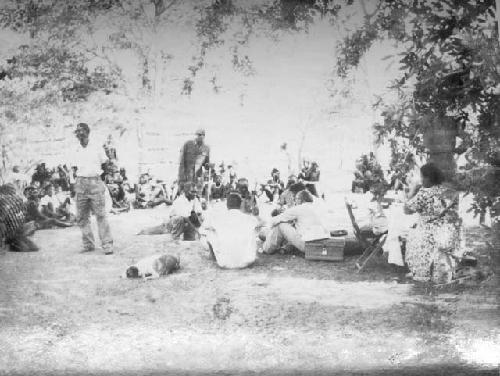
178, 128, 210, 195
71, 123, 113, 254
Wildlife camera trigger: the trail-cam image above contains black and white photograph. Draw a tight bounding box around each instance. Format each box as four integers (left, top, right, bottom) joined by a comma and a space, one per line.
0, 0, 499, 374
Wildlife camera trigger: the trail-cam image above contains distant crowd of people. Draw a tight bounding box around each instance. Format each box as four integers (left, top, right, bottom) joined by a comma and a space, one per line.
0, 123, 468, 284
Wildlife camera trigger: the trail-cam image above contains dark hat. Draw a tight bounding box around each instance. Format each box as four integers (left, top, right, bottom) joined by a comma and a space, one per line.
75, 123, 90, 134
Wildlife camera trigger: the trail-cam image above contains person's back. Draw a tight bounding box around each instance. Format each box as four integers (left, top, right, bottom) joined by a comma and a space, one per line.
202, 194, 257, 269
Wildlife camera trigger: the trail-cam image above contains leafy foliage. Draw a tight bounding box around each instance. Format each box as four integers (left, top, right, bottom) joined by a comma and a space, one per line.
338, 0, 500, 215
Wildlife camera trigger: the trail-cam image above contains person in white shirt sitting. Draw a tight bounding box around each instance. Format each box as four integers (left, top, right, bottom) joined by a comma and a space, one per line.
200, 193, 260, 269
138, 182, 203, 240
40, 183, 64, 219
262, 189, 329, 254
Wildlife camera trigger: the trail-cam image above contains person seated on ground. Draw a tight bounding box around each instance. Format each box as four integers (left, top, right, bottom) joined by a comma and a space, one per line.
222, 164, 237, 186
234, 177, 259, 215
136, 175, 171, 208
224, 173, 237, 198
149, 180, 171, 207
404, 163, 463, 283
200, 192, 260, 269
55, 164, 70, 191
53, 183, 75, 221
277, 175, 299, 208
261, 190, 330, 255
302, 161, 321, 197
40, 183, 68, 220
24, 186, 72, 229
31, 163, 52, 189
1, 184, 38, 251
135, 173, 155, 208
107, 183, 130, 213
138, 183, 203, 240
210, 174, 225, 201
275, 181, 306, 215
270, 168, 285, 193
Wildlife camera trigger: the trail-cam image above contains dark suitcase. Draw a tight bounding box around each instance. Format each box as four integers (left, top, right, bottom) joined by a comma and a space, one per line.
305, 237, 345, 261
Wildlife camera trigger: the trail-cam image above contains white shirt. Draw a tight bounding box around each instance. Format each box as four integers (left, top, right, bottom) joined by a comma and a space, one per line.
69, 138, 107, 177
39, 194, 61, 210
270, 202, 330, 241
169, 195, 202, 218
201, 207, 258, 269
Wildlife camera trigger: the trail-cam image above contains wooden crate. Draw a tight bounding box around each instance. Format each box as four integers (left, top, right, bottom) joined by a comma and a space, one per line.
305, 237, 345, 262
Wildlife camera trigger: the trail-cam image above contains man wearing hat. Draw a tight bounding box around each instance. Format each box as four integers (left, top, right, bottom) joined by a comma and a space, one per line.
178, 128, 210, 195
70, 123, 113, 254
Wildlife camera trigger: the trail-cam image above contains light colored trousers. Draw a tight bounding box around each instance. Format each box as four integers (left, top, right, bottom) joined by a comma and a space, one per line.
262, 223, 305, 254
75, 177, 113, 251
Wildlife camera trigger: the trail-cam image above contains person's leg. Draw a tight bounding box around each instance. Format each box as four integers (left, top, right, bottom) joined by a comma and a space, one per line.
262, 225, 286, 254
137, 222, 169, 235
89, 183, 113, 254
76, 193, 95, 251
277, 223, 305, 252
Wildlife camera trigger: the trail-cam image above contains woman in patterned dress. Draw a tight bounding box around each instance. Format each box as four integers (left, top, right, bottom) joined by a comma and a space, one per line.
404, 163, 463, 282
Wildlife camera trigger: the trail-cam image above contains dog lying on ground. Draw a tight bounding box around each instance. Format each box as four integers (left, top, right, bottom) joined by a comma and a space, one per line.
124, 254, 180, 279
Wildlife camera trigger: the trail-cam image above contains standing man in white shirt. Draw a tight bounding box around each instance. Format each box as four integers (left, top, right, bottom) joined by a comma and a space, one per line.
71, 123, 113, 254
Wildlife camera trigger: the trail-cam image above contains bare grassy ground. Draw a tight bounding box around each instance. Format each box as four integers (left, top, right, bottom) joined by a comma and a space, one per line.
0, 203, 499, 375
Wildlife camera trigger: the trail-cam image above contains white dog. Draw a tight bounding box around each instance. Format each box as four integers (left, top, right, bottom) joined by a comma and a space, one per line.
124, 254, 180, 279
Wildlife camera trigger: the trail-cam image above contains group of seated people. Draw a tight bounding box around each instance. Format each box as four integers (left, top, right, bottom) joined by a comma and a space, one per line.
2, 154, 467, 285
139, 159, 466, 285
138, 166, 328, 269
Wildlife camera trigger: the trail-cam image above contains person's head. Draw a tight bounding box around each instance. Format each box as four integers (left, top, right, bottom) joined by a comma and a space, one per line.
287, 175, 297, 187
311, 162, 318, 170
12, 166, 20, 173
420, 163, 444, 187
214, 174, 222, 184
295, 189, 314, 204
226, 192, 242, 210
24, 186, 38, 200
139, 173, 149, 185
53, 184, 61, 193
195, 128, 205, 145
75, 123, 90, 147
237, 178, 249, 197
271, 168, 280, 177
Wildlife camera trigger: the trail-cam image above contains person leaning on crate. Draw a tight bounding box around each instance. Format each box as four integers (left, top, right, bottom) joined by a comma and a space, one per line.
260, 189, 329, 254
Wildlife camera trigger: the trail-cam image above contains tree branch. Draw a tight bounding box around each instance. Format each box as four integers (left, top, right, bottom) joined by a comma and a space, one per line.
152, 0, 178, 17
359, 0, 381, 22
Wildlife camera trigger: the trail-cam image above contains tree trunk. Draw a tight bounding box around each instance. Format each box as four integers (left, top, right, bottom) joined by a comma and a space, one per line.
423, 114, 457, 182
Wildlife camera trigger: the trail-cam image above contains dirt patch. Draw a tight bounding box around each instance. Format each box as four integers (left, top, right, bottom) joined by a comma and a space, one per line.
0, 210, 498, 374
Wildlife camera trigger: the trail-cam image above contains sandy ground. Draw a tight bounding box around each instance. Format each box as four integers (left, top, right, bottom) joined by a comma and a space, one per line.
0, 200, 499, 375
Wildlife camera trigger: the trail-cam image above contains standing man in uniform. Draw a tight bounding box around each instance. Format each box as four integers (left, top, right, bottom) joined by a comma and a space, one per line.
71, 123, 113, 254
178, 128, 210, 195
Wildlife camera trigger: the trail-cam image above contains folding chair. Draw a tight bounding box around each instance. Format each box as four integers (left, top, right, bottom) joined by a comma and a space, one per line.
345, 200, 388, 272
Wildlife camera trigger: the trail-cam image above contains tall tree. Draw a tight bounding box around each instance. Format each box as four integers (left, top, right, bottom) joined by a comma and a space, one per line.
337, 0, 500, 229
